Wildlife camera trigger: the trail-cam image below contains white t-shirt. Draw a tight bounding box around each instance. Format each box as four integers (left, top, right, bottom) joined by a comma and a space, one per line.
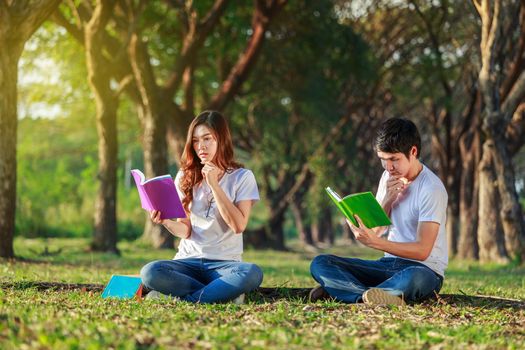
376, 164, 448, 277
173, 168, 260, 261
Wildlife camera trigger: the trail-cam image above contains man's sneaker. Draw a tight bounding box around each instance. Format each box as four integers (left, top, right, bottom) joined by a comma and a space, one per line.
232, 293, 245, 305
309, 285, 330, 302
362, 288, 405, 306
145, 290, 179, 301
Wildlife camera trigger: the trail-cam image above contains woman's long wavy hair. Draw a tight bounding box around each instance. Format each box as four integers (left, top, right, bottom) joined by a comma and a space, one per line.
179, 110, 242, 213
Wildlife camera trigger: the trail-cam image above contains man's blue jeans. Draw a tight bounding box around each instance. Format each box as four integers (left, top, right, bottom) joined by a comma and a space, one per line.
310, 255, 443, 303
140, 258, 263, 303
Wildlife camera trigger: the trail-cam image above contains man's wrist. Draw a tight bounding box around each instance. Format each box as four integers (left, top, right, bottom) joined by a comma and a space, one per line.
370, 237, 384, 251
383, 197, 394, 207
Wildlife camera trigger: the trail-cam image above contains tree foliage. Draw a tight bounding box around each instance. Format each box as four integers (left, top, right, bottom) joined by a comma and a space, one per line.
6, 0, 525, 261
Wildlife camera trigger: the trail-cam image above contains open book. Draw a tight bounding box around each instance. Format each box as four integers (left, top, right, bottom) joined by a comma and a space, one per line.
131, 169, 186, 220
325, 187, 391, 228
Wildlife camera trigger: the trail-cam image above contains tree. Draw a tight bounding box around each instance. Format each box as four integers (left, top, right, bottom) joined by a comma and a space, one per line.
0, 0, 61, 258
343, 0, 525, 261
85, 0, 121, 253
53, 0, 138, 253
53, 0, 286, 249
474, 0, 525, 262
123, 0, 286, 247
389, 0, 482, 258
231, 0, 376, 248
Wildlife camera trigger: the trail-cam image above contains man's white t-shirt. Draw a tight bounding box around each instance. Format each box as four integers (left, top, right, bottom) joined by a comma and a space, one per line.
173, 168, 259, 262
376, 164, 448, 277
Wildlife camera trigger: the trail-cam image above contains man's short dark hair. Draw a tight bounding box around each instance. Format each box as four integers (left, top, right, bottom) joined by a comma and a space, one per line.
374, 118, 421, 158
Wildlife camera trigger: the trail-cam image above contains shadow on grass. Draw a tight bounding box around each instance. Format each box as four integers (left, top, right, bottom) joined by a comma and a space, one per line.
0, 281, 105, 292
253, 288, 525, 311
2, 255, 153, 269
2, 282, 523, 310
427, 293, 525, 311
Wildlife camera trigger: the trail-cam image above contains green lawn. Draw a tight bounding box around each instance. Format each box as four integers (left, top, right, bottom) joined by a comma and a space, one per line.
1, 238, 524, 349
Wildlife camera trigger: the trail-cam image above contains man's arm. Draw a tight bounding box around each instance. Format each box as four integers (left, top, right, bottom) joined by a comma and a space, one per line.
371, 221, 439, 260
349, 217, 439, 261
380, 176, 408, 216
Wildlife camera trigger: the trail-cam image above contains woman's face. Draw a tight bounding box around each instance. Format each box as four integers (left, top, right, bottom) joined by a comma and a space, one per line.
192, 124, 218, 163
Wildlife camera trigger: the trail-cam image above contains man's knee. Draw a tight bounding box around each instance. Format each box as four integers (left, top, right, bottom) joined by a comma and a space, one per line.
310, 254, 334, 270
404, 266, 431, 279
402, 266, 438, 291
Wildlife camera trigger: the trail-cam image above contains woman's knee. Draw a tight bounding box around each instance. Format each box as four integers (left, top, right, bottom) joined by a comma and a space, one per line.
241, 263, 264, 290
140, 261, 162, 287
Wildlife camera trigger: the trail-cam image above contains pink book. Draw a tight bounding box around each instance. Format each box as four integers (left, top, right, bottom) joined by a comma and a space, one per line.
131, 169, 186, 220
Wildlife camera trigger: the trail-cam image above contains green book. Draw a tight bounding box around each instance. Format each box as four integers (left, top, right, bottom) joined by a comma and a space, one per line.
325, 187, 391, 228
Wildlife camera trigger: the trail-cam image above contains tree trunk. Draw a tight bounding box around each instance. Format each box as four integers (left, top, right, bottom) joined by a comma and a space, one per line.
142, 217, 174, 249
319, 207, 334, 246
446, 205, 458, 256
312, 219, 324, 245
290, 201, 314, 247
0, 46, 20, 259
0, 0, 61, 258
85, 0, 119, 254
140, 105, 173, 249
446, 142, 462, 257
477, 140, 509, 263
311, 207, 335, 246
474, 0, 525, 262
128, 35, 174, 248
244, 210, 286, 250
208, 0, 287, 111
491, 136, 525, 262
91, 97, 119, 253
340, 219, 356, 243
457, 129, 480, 259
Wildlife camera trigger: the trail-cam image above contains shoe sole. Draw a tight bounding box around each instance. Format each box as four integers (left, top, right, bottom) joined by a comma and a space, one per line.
145, 291, 179, 301
233, 293, 245, 305
309, 286, 329, 302
363, 288, 405, 306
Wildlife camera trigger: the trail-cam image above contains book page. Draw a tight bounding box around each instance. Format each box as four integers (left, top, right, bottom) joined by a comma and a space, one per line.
342, 192, 391, 228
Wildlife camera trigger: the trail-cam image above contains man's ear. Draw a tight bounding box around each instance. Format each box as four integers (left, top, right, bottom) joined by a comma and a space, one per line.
411, 145, 418, 158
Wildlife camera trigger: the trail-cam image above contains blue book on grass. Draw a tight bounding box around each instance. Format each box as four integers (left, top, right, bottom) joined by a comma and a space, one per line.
101, 275, 143, 299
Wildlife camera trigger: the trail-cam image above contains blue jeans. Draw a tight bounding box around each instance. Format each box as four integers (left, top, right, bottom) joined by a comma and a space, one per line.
310, 255, 443, 303
140, 258, 263, 303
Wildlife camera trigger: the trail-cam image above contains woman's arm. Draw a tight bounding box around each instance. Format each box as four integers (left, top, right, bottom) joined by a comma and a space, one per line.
150, 210, 191, 239
202, 163, 255, 233
209, 182, 254, 234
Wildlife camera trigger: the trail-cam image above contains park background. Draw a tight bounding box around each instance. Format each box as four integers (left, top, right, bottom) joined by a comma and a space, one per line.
1, 0, 525, 349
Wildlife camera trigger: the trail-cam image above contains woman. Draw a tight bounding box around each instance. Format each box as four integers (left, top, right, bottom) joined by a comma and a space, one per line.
140, 110, 263, 304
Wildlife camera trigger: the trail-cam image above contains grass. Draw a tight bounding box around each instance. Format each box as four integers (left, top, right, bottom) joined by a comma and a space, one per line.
1, 238, 524, 349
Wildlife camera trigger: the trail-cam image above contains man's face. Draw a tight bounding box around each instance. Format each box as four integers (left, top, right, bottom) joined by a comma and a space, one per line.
377, 146, 417, 178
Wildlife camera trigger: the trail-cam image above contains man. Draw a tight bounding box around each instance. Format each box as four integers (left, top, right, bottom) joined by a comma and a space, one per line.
309, 117, 448, 305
